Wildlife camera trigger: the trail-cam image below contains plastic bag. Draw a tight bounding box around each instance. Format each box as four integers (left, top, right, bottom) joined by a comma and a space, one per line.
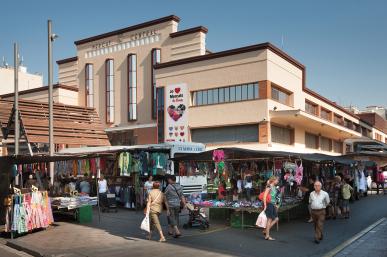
140, 212, 150, 233
256, 211, 267, 228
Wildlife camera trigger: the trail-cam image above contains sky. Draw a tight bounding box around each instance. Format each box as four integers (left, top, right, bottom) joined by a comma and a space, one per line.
1, 0, 386, 109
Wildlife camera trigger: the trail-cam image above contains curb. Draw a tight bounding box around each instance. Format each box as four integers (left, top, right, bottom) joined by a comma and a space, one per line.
322, 217, 386, 257
6, 240, 43, 257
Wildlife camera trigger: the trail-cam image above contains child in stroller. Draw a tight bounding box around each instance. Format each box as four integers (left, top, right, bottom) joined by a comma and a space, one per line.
183, 203, 210, 230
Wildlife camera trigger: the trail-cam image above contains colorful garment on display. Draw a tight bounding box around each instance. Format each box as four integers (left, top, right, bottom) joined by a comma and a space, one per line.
212, 150, 225, 162
6, 191, 54, 234
294, 162, 303, 185
119, 152, 132, 176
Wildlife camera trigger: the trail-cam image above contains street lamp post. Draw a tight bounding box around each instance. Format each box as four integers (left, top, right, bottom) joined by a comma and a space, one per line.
48, 20, 58, 185
14, 43, 19, 156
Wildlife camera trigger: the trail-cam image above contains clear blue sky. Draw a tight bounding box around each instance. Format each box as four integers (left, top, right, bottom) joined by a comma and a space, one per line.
1, 0, 386, 109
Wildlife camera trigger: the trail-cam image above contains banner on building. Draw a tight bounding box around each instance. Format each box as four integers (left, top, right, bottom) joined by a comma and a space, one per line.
165, 83, 188, 142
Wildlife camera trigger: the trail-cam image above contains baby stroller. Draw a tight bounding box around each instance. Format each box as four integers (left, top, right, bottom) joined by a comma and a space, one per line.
101, 193, 118, 213
183, 203, 210, 230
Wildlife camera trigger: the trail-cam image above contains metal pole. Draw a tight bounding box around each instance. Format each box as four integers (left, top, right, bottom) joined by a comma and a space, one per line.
48, 20, 54, 185
14, 43, 19, 156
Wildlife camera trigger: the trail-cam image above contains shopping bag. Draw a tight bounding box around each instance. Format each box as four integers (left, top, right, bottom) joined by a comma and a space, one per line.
256, 211, 267, 228
140, 213, 150, 233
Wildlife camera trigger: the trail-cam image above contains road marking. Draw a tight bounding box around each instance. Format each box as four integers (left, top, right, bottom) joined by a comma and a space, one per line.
322, 217, 386, 257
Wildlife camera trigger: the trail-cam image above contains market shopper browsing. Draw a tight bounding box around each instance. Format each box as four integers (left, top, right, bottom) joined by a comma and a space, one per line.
165, 175, 186, 238
309, 181, 330, 244
263, 176, 280, 241
146, 181, 169, 242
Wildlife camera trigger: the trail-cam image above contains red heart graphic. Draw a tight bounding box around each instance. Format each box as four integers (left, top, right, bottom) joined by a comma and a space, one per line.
180, 132, 185, 136
175, 88, 181, 94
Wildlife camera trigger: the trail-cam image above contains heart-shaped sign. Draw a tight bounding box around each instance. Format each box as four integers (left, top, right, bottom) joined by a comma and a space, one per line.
180, 126, 184, 130
175, 132, 179, 137
180, 132, 185, 136
175, 126, 178, 131
175, 87, 181, 94
167, 104, 186, 122
169, 127, 173, 131
169, 132, 173, 136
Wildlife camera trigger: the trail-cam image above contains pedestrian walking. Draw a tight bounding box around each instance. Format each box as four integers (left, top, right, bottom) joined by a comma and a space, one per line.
165, 175, 186, 238
309, 181, 330, 244
263, 176, 280, 241
146, 181, 169, 242
341, 178, 353, 219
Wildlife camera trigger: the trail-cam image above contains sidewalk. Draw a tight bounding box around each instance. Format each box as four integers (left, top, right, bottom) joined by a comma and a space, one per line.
333, 218, 387, 257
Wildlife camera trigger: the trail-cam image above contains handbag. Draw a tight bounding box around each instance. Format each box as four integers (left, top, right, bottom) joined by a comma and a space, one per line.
258, 191, 271, 202
256, 211, 267, 228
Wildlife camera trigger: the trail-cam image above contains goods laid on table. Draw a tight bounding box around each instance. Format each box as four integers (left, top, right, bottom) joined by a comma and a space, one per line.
51, 196, 98, 210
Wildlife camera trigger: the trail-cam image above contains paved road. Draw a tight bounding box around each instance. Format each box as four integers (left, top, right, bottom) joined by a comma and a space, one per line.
6, 194, 387, 257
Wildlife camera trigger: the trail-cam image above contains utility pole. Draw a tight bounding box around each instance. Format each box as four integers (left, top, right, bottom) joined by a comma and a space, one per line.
48, 20, 58, 185
14, 43, 19, 156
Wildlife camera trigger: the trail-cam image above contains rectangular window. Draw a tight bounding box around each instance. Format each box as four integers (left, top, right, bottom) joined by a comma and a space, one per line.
334, 114, 343, 125
272, 125, 293, 145
151, 48, 161, 119
247, 83, 254, 100
320, 108, 331, 121
333, 140, 343, 153
254, 83, 259, 99
191, 82, 260, 106
235, 85, 242, 101
85, 63, 94, 108
213, 88, 219, 104
191, 124, 258, 144
128, 54, 137, 121
305, 132, 319, 149
320, 136, 332, 151
272, 86, 291, 105
224, 87, 230, 102
229, 86, 236, 102
241, 84, 248, 100
157, 87, 165, 143
305, 101, 317, 116
344, 119, 353, 130
105, 59, 114, 123
218, 88, 225, 103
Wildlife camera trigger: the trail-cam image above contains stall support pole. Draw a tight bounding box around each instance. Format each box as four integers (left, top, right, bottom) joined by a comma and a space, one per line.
97, 166, 101, 223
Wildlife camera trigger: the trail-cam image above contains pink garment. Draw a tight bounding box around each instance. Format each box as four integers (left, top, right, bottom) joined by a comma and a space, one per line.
213, 150, 225, 162
295, 163, 303, 185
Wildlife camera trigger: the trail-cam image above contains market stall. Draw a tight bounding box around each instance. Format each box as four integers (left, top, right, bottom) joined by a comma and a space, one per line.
173, 147, 357, 228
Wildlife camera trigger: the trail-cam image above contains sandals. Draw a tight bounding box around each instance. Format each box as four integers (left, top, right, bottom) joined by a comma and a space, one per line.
265, 236, 276, 241
159, 237, 166, 242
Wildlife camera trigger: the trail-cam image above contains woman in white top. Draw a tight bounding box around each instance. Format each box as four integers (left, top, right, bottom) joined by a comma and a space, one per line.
98, 175, 108, 209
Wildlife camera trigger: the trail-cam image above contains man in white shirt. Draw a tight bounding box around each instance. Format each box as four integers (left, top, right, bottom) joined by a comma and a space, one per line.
309, 181, 330, 244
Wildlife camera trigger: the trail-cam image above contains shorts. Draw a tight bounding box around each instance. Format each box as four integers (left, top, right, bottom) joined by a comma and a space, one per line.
265, 203, 278, 220
341, 199, 350, 209
168, 207, 180, 226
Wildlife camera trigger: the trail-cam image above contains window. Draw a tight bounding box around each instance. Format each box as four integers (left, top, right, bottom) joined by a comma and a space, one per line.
85, 64, 94, 108
191, 125, 258, 144
105, 59, 114, 123
128, 54, 137, 121
157, 87, 165, 143
344, 119, 353, 130
320, 137, 332, 151
354, 123, 361, 133
333, 140, 343, 153
320, 108, 331, 121
305, 132, 319, 149
305, 101, 317, 116
334, 114, 343, 125
272, 125, 293, 145
151, 48, 161, 119
192, 82, 260, 106
271, 86, 291, 105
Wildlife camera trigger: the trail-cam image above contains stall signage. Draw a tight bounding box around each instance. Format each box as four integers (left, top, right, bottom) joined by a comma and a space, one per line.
165, 83, 188, 142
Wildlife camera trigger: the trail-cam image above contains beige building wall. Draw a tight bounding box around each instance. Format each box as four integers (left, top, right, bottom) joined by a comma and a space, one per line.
0, 66, 43, 95
58, 60, 78, 87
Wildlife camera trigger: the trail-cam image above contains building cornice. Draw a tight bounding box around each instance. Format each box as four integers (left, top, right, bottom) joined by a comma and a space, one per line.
0, 84, 78, 98
56, 56, 78, 65
170, 26, 208, 38
74, 15, 180, 46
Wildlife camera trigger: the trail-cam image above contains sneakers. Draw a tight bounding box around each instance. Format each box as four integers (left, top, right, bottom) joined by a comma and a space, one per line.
307, 218, 313, 223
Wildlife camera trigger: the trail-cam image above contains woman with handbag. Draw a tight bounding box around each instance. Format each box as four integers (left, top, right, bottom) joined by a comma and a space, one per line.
262, 176, 280, 241
146, 181, 169, 242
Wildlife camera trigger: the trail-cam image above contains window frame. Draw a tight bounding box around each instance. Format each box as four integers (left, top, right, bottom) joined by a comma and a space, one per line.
151, 48, 161, 119
127, 54, 137, 121
105, 59, 114, 124
85, 63, 94, 108
271, 123, 294, 145
305, 132, 319, 149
